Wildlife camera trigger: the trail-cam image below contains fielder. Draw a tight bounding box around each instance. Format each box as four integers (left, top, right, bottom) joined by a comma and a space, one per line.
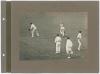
55, 34, 62, 53
60, 23, 65, 37
77, 31, 82, 51
66, 37, 73, 59
29, 23, 39, 37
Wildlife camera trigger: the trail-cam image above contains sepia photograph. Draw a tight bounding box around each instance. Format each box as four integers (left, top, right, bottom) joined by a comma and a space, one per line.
19, 12, 88, 60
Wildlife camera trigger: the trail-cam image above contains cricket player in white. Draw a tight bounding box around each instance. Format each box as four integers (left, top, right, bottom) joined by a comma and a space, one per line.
55, 34, 62, 53
30, 23, 39, 37
66, 37, 73, 59
60, 23, 65, 37
77, 31, 82, 51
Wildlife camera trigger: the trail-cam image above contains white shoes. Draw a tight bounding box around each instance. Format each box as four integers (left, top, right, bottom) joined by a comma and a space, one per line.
56, 52, 60, 54
78, 49, 80, 51
67, 56, 71, 59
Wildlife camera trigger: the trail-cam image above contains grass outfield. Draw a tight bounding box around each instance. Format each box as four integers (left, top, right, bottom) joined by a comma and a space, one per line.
20, 35, 86, 60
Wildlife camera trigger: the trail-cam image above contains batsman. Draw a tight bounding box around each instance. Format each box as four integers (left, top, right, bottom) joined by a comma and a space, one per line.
28, 23, 40, 37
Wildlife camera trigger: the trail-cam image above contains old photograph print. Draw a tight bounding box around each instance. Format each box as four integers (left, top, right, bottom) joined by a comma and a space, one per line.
19, 12, 88, 60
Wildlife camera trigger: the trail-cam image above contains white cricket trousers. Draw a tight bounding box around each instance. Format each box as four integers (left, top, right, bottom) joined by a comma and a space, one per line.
78, 39, 81, 51
60, 30, 65, 36
56, 42, 61, 53
31, 29, 39, 37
